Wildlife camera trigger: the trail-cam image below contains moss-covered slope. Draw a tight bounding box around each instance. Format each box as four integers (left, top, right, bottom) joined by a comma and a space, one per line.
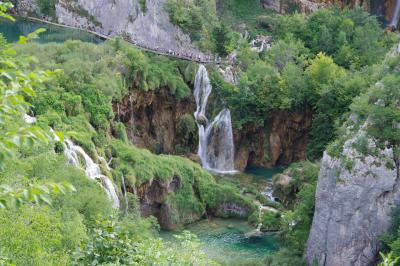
16, 39, 254, 229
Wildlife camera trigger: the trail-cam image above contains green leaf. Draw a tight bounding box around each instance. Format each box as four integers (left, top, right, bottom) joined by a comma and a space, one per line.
17, 36, 27, 45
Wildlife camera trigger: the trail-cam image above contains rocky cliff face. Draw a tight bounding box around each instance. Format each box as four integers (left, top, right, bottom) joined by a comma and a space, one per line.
261, 0, 326, 13
262, 0, 398, 23
115, 88, 198, 156
17, 0, 202, 55
305, 127, 400, 266
137, 175, 197, 229
136, 172, 254, 229
115, 86, 312, 170
234, 107, 312, 170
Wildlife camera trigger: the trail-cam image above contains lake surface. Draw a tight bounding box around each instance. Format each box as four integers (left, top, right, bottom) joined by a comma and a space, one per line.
162, 167, 283, 264
0, 18, 103, 43
236, 166, 284, 188
161, 218, 279, 264
244, 166, 283, 180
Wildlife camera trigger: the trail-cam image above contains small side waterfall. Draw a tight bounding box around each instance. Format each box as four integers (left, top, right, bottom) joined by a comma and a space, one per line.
261, 186, 275, 202
24, 114, 37, 124
194, 65, 236, 174
64, 139, 120, 209
389, 0, 400, 29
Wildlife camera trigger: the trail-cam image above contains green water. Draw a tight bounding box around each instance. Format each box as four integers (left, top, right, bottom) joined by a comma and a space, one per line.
161, 218, 279, 264
244, 166, 283, 180
0, 18, 102, 43
235, 166, 284, 188
162, 168, 284, 263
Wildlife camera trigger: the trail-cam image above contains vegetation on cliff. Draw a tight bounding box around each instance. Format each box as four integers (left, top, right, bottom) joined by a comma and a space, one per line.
0, 4, 253, 264
327, 44, 400, 167
211, 6, 398, 159
262, 161, 319, 265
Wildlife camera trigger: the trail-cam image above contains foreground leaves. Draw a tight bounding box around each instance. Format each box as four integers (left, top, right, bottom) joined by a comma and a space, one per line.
0, 182, 76, 209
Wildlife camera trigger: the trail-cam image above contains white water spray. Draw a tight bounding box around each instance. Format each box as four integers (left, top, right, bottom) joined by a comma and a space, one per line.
389, 0, 400, 29
64, 139, 120, 209
24, 114, 37, 124
194, 65, 236, 174
261, 186, 275, 202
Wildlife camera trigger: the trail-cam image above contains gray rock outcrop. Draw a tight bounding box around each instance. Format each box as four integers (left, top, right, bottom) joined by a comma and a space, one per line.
306, 129, 400, 266
261, 0, 325, 14
17, 0, 203, 55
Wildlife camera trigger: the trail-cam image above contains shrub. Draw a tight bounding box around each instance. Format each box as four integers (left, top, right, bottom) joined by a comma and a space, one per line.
0, 206, 73, 265
37, 0, 56, 18
177, 114, 197, 140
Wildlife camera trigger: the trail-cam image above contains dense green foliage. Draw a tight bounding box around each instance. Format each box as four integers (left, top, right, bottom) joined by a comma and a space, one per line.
0, 6, 250, 264
217, 0, 273, 37
268, 7, 390, 68
0, 11, 76, 211
73, 217, 216, 265
327, 44, 400, 162
381, 208, 400, 260
379, 252, 400, 266
360, 68, 400, 163
165, 0, 238, 55
212, 7, 397, 159
112, 139, 254, 226
37, 0, 56, 18
262, 161, 319, 265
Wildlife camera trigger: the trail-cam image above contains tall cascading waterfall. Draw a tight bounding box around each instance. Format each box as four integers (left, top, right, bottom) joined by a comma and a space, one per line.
389, 0, 400, 29
64, 139, 120, 209
194, 65, 236, 173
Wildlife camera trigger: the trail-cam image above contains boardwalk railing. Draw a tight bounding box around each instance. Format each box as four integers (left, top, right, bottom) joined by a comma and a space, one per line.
25, 16, 225, 64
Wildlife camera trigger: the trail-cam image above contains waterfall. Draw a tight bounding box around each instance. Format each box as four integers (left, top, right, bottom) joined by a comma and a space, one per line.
24, 114, 37, 124
245, 205, 264, 238
261, 186, 275, 202
194, 65, 236, 174
389, 0, 400, 29
64, 139, 120, 209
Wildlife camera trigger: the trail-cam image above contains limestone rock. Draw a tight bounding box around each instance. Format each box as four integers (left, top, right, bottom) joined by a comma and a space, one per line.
306, 129, 400, 266
250, 35, 272, 53
196, 114, 208, 127
114, 87, 197, 155
272, 173, 294, 207
234, 107, 312, 170
261, 0, 325, 14
219, 66, 237, 85
18, 0, 203, 56
261, 0, 281, 13
138, 175, 201, 229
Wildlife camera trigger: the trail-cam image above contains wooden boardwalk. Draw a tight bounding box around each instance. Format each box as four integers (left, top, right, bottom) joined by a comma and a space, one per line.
26, 16, 224, 65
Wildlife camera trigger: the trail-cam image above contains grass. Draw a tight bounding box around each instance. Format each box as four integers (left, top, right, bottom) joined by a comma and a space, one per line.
111, 139, 255, 224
